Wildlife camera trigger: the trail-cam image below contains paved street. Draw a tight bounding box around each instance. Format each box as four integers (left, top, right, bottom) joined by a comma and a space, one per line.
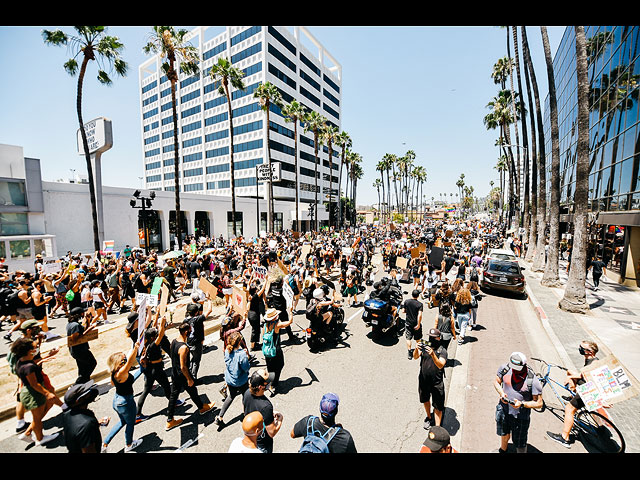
3, 259, 634, 453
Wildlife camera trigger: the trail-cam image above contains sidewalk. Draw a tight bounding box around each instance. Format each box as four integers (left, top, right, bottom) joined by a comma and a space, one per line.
0, 294, 228, 422
522, 256, 640, 453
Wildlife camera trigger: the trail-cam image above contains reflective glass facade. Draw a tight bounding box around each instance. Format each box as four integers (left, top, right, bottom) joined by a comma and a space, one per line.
544, 27, 640, 283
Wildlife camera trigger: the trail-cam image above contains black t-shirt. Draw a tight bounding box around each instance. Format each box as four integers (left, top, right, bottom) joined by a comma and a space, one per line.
187, 261, 200, 279
171, 339, 189, 381
403, 298, 423, 327
67, 320, 90, 354
16, 359, 44, 387
63, 408, 102, 453
591, 260, 606, 275
163, 266, 175, 287
419, 344, 448, 385
292, 415, 357, 453
242, 390, 275, 453
186, 314, 206, 345
444, 256, 455, 272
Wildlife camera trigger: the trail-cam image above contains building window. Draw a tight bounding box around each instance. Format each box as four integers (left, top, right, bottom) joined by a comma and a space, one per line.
9, 240, 30, 259
0, 213, 29, 235
227, 211, 243, 238
0, 181, 27, 206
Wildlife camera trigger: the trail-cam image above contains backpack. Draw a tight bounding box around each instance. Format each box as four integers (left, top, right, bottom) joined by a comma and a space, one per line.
470, 266, 479, 282
262, 325, 277, 358
499, 365, 535, 392
298, 416, 341, 453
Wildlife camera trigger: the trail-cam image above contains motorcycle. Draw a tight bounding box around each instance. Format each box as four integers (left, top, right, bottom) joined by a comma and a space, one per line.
305, 302, 345, 351
362, 297, 401, 340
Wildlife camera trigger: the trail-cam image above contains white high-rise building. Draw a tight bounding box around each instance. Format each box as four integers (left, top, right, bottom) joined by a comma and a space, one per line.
138, 26, 343, 231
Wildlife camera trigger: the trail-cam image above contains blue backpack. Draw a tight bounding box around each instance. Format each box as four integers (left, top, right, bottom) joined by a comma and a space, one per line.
298, 416, 340, 453
262, 325, 277, 358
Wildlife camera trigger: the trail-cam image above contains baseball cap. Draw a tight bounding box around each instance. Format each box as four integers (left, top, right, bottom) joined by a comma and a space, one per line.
509, 352, 527, 371
423, 426, 451, 452
20, 319, 40, 331
69, 306, 86, 316
63, 380, 98, 410
319, 393, 340, 417
428, 328, 441, 338
186, 303, 201, 316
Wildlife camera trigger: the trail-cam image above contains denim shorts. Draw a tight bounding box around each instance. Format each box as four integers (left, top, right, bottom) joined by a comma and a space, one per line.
495, 403, 531, 448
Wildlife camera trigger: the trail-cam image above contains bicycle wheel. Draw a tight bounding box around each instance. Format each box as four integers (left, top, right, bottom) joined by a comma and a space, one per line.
574, 410, 625, 453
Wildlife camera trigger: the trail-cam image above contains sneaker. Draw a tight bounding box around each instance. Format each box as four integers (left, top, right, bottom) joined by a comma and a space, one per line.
16, 421, 30, 434
198, 402, 215, 415
124, 438, 142, 452
175, 399, 186, 408
18, 432, 34, 444
135, 414, 149, 424
546, 431, 571, 448
35, 432, 59, 447
166, 418, 184, 431
3, 333, 12, 341
423, 416, 432, 430
101, 444, 108, 453
458, 338, 464, 345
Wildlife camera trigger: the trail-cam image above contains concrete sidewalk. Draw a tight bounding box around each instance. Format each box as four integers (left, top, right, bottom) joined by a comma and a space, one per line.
522, 256, 640, 453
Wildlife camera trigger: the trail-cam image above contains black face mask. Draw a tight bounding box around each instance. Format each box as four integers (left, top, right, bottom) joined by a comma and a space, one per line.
579, 346, 588, 356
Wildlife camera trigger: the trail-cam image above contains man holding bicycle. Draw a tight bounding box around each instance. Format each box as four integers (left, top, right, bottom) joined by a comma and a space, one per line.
546, 341, 600, 448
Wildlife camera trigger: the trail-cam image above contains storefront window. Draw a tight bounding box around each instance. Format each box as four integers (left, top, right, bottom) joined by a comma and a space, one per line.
33, 238, 53, 257
0, 241, 6, 259
227, 211, 243, 238
9, 240, 30, 259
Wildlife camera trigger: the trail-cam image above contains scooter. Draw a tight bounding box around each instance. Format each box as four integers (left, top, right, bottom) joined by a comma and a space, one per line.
305, 303, 345, 351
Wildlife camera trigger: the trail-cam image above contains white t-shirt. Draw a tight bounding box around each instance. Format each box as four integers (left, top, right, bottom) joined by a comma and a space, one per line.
91, 287, 104, 302
228, 437, 262, 453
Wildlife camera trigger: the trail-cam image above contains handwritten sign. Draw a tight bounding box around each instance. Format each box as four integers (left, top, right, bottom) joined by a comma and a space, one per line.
252, 265, 268, 280
578, 355, 638, 410
396, 257, 408, 269
231, 286, 247, 315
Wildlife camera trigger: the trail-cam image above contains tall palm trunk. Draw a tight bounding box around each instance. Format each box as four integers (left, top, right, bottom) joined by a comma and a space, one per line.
560, 26, 590, 313
294, 120, 301, 233
313, 135, 319, 232
168, 57, 184, 248
223, 79, 239, 237
76, 52, 101, 252
522, 26, 548, 273
328, 142, 333, 230
523, 26, 538, 263
540, 26, 562, 287
513, 26, 530, 240
507, 28, 521, 225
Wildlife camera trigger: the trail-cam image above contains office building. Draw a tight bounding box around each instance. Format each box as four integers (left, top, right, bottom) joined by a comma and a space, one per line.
138, 26, 343, 233
544, 26, 640, 286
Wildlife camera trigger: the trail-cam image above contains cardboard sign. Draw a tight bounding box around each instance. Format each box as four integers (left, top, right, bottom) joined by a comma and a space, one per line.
136, 292, 158, 307
418, 243, 427, 252
301, 244, 312, 258
579, 355, 639, 410
199, 277, 219, 299
283, 280, 294, 309
445, 230, 453, 238
396, 257, 408, 269
67, 326, 98, 347
159, 284, 170, 316
231, 286, 247, 315
411, 247, 420, 258
150, 277, 163, 296
42, 260, 62, 274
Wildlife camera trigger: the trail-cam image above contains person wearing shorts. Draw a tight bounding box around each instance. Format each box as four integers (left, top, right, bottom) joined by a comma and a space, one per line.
402, 289, 423, 359
414, 328, 447, 429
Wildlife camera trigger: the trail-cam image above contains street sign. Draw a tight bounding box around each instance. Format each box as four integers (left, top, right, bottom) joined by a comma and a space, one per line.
256, 162, 281, 182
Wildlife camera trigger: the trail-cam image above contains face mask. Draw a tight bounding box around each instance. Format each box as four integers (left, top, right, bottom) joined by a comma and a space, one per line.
579, 346, 588, 356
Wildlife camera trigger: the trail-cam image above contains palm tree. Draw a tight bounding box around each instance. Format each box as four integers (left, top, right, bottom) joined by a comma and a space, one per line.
521, 26, 549, 273
349, 157, 364, 224
505, 28, 522, 222
376, 158, 388, 223
282, 100, 307, 233
321, 123, 339, 229
210, 57, 246, 238
522, 26, 539, 263
559, 26, 591, 313
43, 26, 127, 252
495, 156, 508, 222
374, 178, 382, 219
143, 26, 198, 249
303, 110, 327, 231
540, 26, 562, 288
335, 131, 352, 229
253, 82, 283, 234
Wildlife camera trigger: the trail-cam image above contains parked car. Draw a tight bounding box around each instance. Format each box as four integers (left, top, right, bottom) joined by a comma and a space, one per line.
486, 248, 518, 263
481, 259, 526, 296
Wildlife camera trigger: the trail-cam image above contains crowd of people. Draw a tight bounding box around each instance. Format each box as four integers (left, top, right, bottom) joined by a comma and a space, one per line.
0, 216, 603, 453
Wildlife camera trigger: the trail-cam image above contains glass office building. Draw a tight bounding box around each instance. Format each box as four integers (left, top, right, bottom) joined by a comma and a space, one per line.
138, 26, 342, 234
543, 26, 640, 286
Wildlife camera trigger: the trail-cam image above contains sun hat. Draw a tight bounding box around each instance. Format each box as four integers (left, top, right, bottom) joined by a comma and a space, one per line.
264, 308, 279, 322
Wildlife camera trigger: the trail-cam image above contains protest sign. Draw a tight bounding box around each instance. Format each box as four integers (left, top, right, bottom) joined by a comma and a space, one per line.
42, 260, 62, 274
578, 355, 639, 410
411, 247, 420, 258
231, 286, 247, 315
252, 265, 268, 281
136, 292, 158, 307
396, 257, 408, 269
159, 284, 169, 316
429, 246, 445, 268
67, 326, 98, 348
283, 281, 294, 309
199, 277, 219, 299
150, 277, 163, 296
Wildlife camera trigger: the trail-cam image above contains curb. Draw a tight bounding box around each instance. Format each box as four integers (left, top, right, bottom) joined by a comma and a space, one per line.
0, 312, 225, 423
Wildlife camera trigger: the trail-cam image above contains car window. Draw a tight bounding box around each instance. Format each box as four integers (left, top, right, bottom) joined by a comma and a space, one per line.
488, 262, 520, 274
491, 253, 515, 260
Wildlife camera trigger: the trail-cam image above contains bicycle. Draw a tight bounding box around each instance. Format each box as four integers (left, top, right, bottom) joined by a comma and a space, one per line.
531, 357, 625, 453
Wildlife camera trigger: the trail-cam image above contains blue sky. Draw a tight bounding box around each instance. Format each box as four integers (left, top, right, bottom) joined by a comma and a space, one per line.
0, 25, 565, 207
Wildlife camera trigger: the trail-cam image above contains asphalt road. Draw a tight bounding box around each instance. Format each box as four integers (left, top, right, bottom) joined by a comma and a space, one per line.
0, 266, 595, 453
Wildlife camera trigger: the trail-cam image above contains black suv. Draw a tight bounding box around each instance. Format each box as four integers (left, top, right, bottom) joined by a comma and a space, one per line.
481, 259, 526, 296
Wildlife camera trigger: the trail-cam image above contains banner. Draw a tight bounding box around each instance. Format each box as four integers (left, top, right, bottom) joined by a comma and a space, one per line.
103, 240, 115, 252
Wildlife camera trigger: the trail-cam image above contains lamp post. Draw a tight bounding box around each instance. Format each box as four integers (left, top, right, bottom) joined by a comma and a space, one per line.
130, 190, 155, 255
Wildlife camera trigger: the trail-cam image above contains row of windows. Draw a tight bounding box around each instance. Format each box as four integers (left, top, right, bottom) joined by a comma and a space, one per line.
143, 121, 159, 133
231, 26, 261, 48
231, 41, 262, 64
203, 41, 227, 61
184, 167, 203, 177
268, 43, 296, 73
181, 89, 201, 104
183, 136, 202, 148
142, 80, 157, 94
144, 135, 159, 145
268, 26, 295, 56
268, 63, 296, 89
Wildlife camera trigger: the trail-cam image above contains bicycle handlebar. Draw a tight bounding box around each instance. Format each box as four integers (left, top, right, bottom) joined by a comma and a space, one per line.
531, 357, 568, 371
